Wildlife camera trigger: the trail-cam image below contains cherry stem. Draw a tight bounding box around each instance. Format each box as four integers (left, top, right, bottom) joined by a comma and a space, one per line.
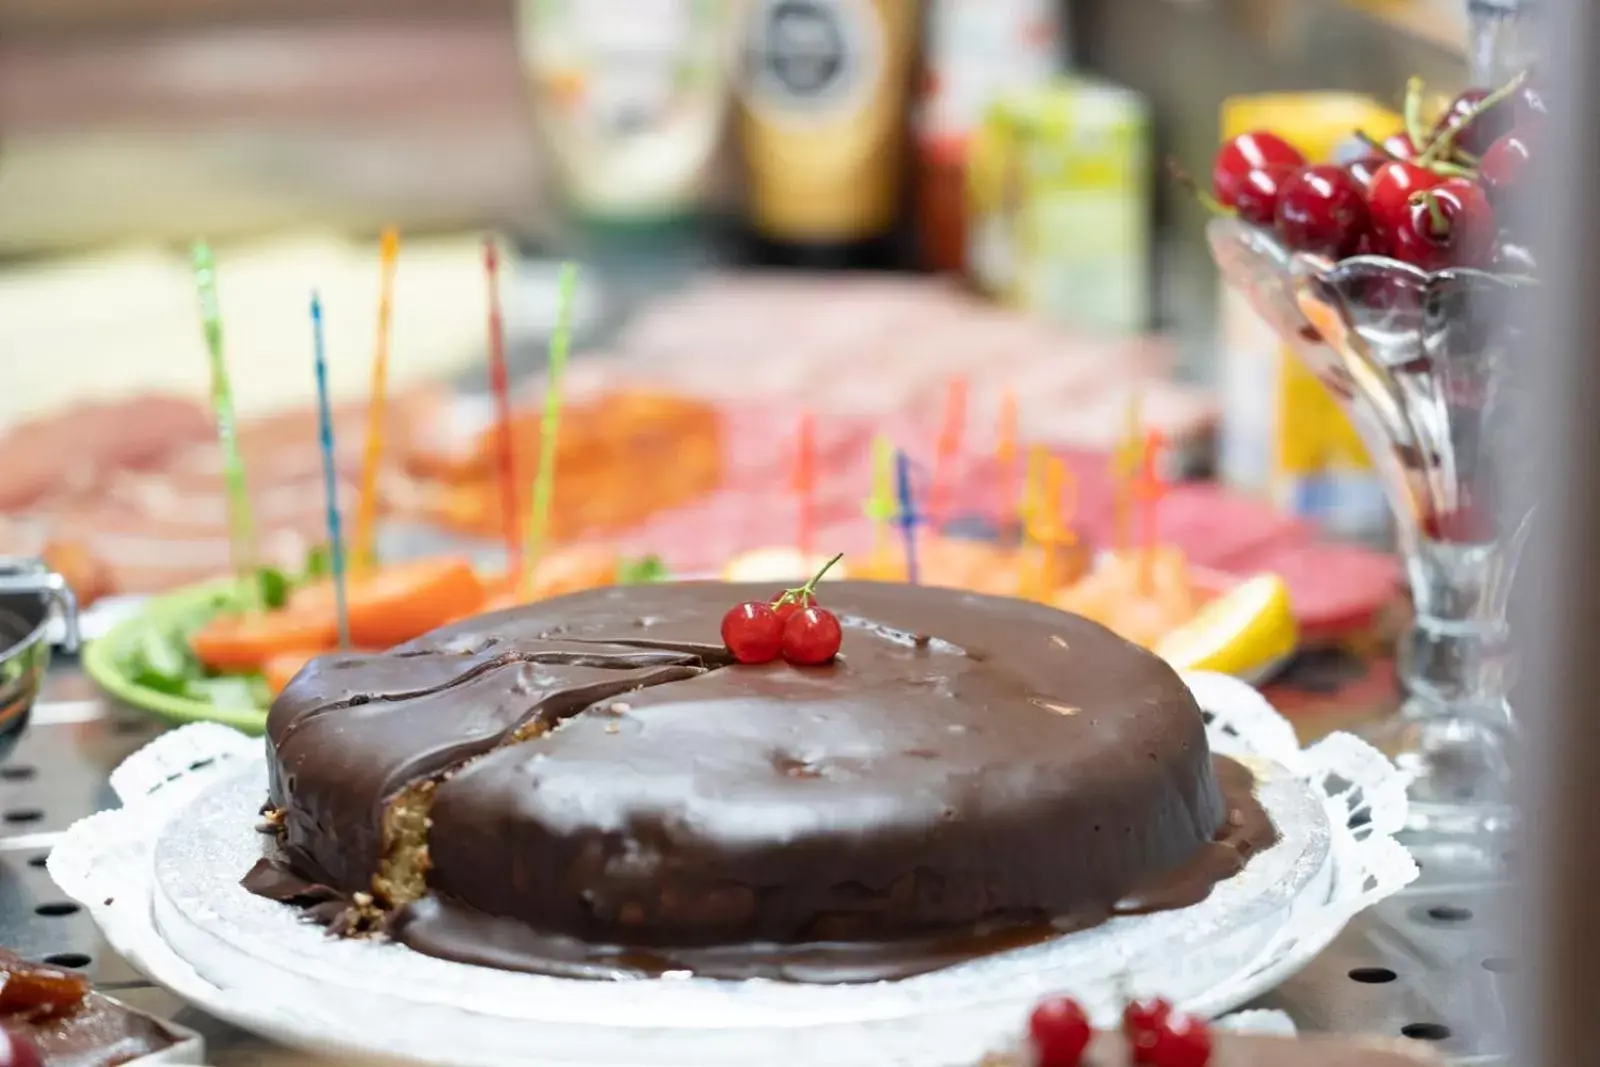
1164, 159, 1233, 218
1411, 190, 1450, 238
1417, 70, 1527, 167
1430, 160, 1477, 179
774, 552, 844, 608
1353, 129, 1399, 159
1403, 76, 1428, 156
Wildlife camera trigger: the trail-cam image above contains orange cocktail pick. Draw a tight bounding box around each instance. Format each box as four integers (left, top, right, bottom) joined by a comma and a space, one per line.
995, 388, 1019, 532
928, 376, 968, 525
792, 412, 816, 559
1111, 390, 1145, 553
352, 227, 400, 573
1026, 457, 1078, 601
1135, 429, 1167, 596
1016, 445, 1048, 596
483, 238, 522, 582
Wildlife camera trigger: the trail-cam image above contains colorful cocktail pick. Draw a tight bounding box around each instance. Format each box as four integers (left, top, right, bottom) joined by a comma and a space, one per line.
190, 241, 258, 606
862, 434, 896, 570
1035, 457, 1078, 601
894, 449, 921, 585
310, 291, 351, 649
353, 227, 400, 573
483, 237, 522, 581
928, 376, 968, 525
1112, 390, 1145, 553
793, 412, 816, 559
995, 388, 1019, 532
1136, 429, 1167, 595
524, 261, 578, 595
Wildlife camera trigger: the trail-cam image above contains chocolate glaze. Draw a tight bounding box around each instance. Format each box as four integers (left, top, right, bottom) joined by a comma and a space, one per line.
254, 582, 1277, 982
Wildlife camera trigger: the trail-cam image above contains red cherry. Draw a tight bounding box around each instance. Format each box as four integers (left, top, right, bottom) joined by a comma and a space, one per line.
1480, 133, 1530, 199
1122, 996, 1174, 1044
1344, 155, 1390, 193
1144, 1011, 1213, 1067
1365, 159, 1443, 242
1274, 165, 1370, 257
770, 590, 813, 624
1028, 995, 1093, 1067
1392, 179, 1497, 270
781, 606, 842, 666
1212, 131, 1304, 209
1232, 165, 1296, 227
720, 602, 784, 664
0, 1030, 44, 1067
1382, 131, 1420, 160
1433, 88, 1514, 157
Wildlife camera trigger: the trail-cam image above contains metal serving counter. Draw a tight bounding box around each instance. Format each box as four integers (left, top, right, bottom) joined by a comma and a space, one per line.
0, 669, 1511, 1065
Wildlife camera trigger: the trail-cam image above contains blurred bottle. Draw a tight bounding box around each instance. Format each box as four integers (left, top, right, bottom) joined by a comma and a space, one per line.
914, 0, 1064, 274
734, 0, 918, 268
1466, 0, 1538, 86
966, 79, 1150, 333
519, 0, 737, 232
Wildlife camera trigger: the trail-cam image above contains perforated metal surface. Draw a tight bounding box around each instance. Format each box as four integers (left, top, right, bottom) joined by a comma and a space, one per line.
0, 693, 1513, 1065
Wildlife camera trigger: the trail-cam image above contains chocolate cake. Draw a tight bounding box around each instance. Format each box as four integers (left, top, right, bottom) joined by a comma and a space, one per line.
249, 581, 1274, 981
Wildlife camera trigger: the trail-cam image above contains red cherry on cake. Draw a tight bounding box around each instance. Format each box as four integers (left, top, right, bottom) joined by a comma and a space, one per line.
1365, 159, 1443, 241
1392, 180, 1497, 270
770, 590, 812, 624
781, 606, 843, 666
0, 1029, 43, 1067
1028, 995, 1092, 1067
1211, 131, 1304, 209
1143, 1010, 1213, 1067
720, 602, 785, 664
1274, 165, 1370, 257
1232, 165, 1296, 227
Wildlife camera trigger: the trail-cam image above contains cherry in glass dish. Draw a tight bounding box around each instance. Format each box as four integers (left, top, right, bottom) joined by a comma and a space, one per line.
1208, 215, 1533, 857
0, 558, 80, 763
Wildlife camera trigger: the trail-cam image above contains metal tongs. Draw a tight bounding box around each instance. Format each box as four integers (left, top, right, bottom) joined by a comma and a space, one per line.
0, 557, 80, 653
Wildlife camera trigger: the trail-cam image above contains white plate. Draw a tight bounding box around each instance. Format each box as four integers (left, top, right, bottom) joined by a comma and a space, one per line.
50, 674, 1418, 1067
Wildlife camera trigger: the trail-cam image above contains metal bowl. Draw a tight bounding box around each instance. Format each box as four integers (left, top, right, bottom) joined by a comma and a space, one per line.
0, 557, 79, 762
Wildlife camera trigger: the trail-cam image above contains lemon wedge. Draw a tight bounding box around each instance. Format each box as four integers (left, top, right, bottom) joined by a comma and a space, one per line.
1155, 573, 1298, 679
721, 548, 849, 585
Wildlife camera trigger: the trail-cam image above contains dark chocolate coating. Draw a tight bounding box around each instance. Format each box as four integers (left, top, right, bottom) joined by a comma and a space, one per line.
262, 582, 1238, 968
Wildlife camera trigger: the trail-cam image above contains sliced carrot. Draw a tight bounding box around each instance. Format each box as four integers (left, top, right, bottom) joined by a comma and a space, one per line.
190, 611, 338, 674
292, 557, 486, 649
262, 648, 327, 695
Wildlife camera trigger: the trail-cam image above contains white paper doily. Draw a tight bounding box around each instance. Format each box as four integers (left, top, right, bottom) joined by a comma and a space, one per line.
52, 672, 1417, 1067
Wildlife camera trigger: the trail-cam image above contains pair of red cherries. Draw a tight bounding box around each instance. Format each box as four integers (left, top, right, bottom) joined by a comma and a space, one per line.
720, 553, 845, 667
1030, 994, 1212, 1067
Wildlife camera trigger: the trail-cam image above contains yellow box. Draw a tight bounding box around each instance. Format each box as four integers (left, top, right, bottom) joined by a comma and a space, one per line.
1216, 94, 1401, 539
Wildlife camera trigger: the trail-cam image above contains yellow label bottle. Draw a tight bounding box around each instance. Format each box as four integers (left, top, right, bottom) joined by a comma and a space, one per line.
735, 0, 917, 264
